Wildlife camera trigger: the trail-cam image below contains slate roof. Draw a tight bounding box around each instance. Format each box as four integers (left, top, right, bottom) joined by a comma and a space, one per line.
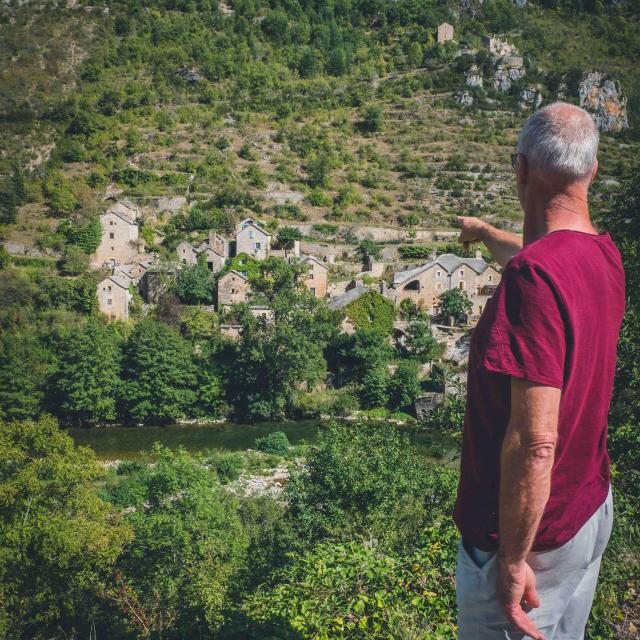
328, 284, 370, 310
104, 274, 132, 290
301, 255, 328, 270
393, 253, 489, 286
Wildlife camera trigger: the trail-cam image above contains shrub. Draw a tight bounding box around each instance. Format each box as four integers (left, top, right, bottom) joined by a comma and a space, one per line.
255, 431, 290, 456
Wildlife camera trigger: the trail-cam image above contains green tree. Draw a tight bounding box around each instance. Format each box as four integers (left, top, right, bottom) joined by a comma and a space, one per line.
120, 320, 198, 424
0, 245, 10, 270
388, 360, 421, 411
285, 421, 458, 551
0, 179, 18, 224
0, 416, 129, 638
0, 330, 50, 421
231, 258, 340, 420
405, 318, 439, 361
275, 226, 303, 249
59, 244, 90, 275
360, 365, 391, 408
407, 41, 423, 67
306, 153, 332, 188
44, 171, 78, 216
438, 288, 472, 325
359, 105, 384, 133
53, 319, 122, 426
174, 262, 214, 305
357, 238, 382, 261
107, 446, 247, 638
66, 218, 103, 254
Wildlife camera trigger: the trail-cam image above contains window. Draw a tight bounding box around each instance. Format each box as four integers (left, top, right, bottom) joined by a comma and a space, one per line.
488, 275, 493, 282
459, 281, 465, 290
310, 287, 316, 295
107, 298, 113, 305
182, 259, 186, 264
478, 305, 483, 314
109, 221, 114, 226
459, 269, 465, 277
108, 285, 112, 291
255, 241, 261, 250
231, 288, 236, 294
477, 286, 482, 295
436, 282, 443, 291
109, 232, 114, 239
249, 230, 255, 239
436, 270, 442, 277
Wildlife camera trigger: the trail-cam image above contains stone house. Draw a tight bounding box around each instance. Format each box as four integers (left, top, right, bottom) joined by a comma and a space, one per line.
91, 203, 142, 268
114, 255, 155, 284
301, 255, 328, 299
393, 252, 501, 318
176, 230, 229, 272
97, 274, 132, 321
235, 218, 272, 260
217, 270, 251, 309
437, 22, 454, 44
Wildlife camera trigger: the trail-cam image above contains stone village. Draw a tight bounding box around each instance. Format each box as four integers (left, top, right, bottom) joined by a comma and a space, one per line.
93, 197, 502, 331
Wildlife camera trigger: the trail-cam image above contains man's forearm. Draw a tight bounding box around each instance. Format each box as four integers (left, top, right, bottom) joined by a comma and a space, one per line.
498, 426, 555, 564
477, 223, 523, 268
457, 216, 522, 267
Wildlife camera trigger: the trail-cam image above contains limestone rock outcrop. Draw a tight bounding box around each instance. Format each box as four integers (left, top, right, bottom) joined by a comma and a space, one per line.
455, 91, 474, 107
579, 72, 629, 132
519, 87, 543, 110
465, 65, 483, 88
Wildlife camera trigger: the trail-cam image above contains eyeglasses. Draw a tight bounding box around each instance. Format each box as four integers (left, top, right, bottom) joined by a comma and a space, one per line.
511, 153, 518, 170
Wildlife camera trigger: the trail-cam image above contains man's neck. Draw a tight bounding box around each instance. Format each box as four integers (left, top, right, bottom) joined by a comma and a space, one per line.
522, 190, 597, 246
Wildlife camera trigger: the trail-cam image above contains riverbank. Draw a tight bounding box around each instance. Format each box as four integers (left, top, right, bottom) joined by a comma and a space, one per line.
67, 420, 461, 465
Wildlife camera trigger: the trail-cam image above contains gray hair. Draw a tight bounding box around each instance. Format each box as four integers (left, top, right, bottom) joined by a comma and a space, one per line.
517, 102, 599, 180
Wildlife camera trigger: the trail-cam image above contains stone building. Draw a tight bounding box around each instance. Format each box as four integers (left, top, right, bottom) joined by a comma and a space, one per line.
392, 252, 501, 318
217, 270, 251, 309
437, 23, 454, 44
114, 255, 155, 284
301, 255, 328, 299
91, 203, 142, 268
97, 274, 132, 321
235, 218, 272, 260
176, 230, 229, 272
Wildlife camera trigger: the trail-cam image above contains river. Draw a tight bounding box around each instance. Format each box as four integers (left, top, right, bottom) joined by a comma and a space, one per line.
67, 420, 459, 463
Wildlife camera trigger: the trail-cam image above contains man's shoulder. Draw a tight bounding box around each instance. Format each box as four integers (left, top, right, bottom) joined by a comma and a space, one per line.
507, 230, 621, 278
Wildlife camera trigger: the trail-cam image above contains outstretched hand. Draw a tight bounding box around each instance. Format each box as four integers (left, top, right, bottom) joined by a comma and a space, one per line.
457, 216, 488, 252
497, 559, 545, 640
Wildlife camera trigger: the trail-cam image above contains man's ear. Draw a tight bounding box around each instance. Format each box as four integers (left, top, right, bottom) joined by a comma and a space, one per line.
516, 154, 528, 186
590, 160, 599, 184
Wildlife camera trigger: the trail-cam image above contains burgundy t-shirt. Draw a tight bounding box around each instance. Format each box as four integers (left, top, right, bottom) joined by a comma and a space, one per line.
454, 230, 625, 552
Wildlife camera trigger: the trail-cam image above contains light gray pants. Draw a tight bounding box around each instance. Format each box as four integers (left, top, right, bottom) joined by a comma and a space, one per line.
456, 487, 613, 639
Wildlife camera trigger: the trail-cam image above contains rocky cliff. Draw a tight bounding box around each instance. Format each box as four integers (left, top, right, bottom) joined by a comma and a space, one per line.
579, 72, 629, 133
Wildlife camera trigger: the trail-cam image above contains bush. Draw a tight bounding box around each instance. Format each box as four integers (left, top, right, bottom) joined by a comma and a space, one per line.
284, 421, 458, 553
243, 534, 458, 639
255, 431, 291, 456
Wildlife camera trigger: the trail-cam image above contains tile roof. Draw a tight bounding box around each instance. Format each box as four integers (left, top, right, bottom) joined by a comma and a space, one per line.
393, 253, 488, 286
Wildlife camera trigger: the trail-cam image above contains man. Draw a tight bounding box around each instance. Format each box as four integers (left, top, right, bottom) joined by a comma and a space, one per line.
454, 102, 625, 640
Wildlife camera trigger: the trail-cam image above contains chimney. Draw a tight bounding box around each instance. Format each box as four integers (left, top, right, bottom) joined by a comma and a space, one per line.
292, 240, 300, 257
208, 229, 216, 247
475, 249, 483, 260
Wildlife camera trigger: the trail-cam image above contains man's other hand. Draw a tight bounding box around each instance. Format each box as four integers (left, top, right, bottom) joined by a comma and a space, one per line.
457, 216, 488, 251
497, 559, 545, 640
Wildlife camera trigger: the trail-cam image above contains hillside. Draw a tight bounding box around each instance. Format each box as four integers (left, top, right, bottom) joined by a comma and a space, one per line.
1, 0, 639, 263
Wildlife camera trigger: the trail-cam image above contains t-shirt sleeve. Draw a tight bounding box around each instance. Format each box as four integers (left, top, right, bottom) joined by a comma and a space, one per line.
480, 263, 566, 389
